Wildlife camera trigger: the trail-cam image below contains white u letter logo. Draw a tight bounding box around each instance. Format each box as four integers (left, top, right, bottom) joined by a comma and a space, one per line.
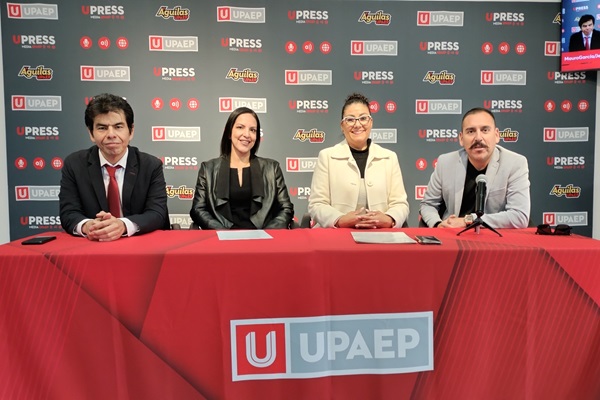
246, 331, 276, 368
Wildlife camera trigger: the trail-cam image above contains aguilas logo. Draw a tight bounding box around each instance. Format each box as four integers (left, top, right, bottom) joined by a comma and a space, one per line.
18, 65, 53, 80
156, 6, 190, 21
226, 68, 259, 83
358, 10, 391, 25
293, 129, 325, 143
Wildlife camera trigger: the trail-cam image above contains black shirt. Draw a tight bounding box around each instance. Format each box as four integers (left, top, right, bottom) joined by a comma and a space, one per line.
350, 139, 371, 178
229, 167, 255, 229
459, 161, 487, 218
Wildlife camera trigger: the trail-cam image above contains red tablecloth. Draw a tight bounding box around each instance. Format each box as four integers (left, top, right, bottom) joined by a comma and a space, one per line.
1, 228, 599, 399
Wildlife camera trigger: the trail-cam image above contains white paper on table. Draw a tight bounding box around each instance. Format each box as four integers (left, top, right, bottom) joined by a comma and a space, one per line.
217, 230, 273, 240
351, 231, 417, 244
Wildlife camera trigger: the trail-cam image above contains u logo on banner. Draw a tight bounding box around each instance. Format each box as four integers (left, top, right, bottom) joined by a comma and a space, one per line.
12, 96, 25, 109
481, 71, 493, 83
7, 4, 21, 18
416, 101, 428, 113
218, 7, 230, 21
351, 41, 364, 54
245, 331, 277, 368
417, 12, 430, 25
286, 71, 298, 84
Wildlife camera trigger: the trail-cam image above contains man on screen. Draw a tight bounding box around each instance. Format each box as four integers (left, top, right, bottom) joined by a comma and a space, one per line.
419, 107, 530, 229
59, 93, 170, 241
569, 14, 600, 52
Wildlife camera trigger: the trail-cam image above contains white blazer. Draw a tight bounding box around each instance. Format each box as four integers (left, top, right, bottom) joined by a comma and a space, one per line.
309, 140, 409, 228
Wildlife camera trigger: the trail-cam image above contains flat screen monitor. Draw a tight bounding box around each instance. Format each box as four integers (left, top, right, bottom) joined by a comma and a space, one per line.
561, 1, 600, 71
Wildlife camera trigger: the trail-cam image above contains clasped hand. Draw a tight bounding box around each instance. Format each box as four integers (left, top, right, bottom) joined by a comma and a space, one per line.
336, 208, 394, 229
83, 211, 126, 241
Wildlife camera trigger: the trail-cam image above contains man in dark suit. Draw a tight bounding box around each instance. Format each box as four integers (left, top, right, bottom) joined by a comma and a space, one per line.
569, 14, 600, 52
59, 93, 169, 241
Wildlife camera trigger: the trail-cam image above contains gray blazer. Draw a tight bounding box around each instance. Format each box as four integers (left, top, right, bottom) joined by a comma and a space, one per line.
419, 146, 530, 229
190, 156, 294, 229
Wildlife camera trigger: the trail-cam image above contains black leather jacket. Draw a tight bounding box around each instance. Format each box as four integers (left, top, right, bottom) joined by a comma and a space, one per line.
190, 156, 294, 229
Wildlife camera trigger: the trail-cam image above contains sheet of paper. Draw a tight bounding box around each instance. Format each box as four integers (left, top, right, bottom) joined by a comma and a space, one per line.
351, 231, 417, 244
217, 230, 273, 240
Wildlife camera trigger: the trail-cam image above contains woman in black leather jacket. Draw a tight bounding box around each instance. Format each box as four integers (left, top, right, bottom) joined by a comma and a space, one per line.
190, 107, 294, 229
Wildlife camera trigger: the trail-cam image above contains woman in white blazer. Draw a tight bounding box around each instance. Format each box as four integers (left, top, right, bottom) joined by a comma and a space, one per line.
308, 93, 409, 228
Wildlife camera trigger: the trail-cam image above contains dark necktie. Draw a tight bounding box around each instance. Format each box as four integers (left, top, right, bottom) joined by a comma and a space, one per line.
585, 36, 590, 50
105, 165, 122, 217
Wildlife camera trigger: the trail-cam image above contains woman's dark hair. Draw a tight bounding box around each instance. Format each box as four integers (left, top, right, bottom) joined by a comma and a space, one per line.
341, 93, 370, 119
220, 107, 261, 157
84, 93, 134, 132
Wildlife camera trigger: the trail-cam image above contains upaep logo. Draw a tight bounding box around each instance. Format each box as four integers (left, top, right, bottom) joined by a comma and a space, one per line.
417, 11, 463, 26
543, 127, 588, 142
286, 157, 317, 172
7, 3, 58, 19
218, 6, 265, 23
231, 312, 433, 381
415, 99, 462, 114
220, 97, 267, 113
543, 212, 587, 226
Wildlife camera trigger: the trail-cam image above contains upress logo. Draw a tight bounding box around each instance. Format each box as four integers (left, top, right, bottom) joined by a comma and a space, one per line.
547, 71, 586, 84
483, 99, 523, 113
15, 186, 60, 201
415, 99, 462, 115
547, 156, 585, 170
153, 66, 195, 81
418, 128, 459, 143
18, 65, 53, 80
485, 12, 525, 26
152, 126, 201, 142
149, 35, 198, 52
293, 129, 325, 143
417, 11, 464, 26
286, 157, 317, 172
289, 187, 311, 200
169, 214, 193, 229
231, 312, 433, 381
220, 97, 267, 113
288, 99, 329, 113
80, 66, 130, 81
7, 3, 58, 19
543, 127, 588, 142
419, 41, 459, 55
161, 156, 198, 170
226, 68, 259, 83
358, 10, 391, 25
543, 212, 587, 226
481, 70, 526, 85
166, 185, 194, 200
12, 95, 61, 111
155, 5, 190, 21
218, 6, 265, 23
20, 215, 61, 230
354, 70, 394, 85
370, 128, 397, 143
288, 10, 328, 24
499, 128, 519, 143
285, 70, 332, 85
12, 34, 56, 49
17, 126, 60, 140
423, 70, 455, 85
221, 37, 262, 52
351, 40, 397, 56
81, 5, 124, 19
549, 184, 582, 199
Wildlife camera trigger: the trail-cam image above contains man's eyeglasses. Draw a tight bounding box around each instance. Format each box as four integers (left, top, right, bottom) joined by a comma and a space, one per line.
341, 115, 372, 126
536, 224, 572, 236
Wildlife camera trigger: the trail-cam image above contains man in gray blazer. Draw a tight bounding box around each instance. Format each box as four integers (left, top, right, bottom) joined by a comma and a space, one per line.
59, 93, 169, 241
419, 107, 530, 229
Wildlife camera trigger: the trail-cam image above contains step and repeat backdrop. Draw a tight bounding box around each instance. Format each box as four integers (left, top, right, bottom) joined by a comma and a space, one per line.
2, 1, 596, 239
